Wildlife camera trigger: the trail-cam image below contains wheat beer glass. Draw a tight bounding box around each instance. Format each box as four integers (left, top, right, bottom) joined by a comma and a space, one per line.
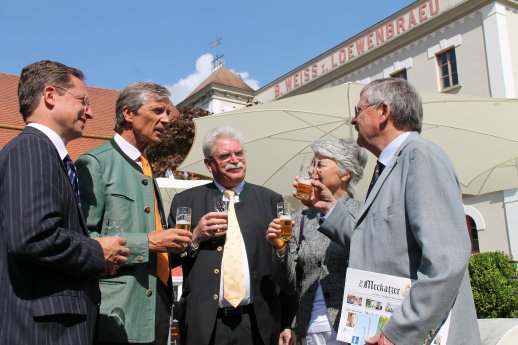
277, 202, 292, 241
105, 220, 124, 238
296, 155, 314, 200
176, 207, 192, 247
213, 195, 229, 215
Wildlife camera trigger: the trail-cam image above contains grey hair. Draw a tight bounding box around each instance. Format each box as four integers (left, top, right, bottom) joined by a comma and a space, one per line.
361, 78, 422, 133
311, 138, 368, 195
114, 82, 171, 133
202, 126, 244, 158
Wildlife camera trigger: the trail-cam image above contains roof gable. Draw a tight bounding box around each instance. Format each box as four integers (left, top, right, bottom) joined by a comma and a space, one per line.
189, 67, 254, 97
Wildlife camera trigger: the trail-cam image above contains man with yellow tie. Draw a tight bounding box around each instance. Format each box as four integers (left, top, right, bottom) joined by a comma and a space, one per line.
168, 126, 297, 345
76, 82, 192, 345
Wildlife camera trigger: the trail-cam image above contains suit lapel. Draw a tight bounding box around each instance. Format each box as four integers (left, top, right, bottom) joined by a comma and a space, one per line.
24, 127, 90, 235
355, 133, 420, 225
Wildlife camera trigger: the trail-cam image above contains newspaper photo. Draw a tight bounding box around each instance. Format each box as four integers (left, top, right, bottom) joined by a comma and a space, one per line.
336, 268, 451, 345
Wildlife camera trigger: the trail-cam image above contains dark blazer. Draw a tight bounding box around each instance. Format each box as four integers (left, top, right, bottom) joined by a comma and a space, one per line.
0, 127, 105, 345
168, 182, 296, 345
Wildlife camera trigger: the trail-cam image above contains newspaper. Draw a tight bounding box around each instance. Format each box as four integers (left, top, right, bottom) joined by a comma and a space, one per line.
337, 268, 451, 345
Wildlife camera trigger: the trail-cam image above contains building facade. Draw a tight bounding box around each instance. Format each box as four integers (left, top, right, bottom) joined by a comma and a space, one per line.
185, 0, 518, 257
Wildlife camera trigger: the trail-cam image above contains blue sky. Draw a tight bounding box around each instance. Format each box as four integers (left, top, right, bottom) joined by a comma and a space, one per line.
0, 1, 413, 103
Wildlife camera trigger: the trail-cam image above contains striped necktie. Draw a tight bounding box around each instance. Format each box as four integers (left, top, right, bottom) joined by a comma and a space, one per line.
140, 155, 170, 285
366, 160, 385, 199
63, 155, 80, 204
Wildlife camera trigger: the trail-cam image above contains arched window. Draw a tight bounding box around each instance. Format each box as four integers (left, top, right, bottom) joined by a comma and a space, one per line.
465, 216, 480, 253
464, 205, 485, 254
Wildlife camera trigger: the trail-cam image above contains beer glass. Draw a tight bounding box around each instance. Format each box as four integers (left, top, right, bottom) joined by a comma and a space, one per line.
213, 195, 229, 215
105, 220, 124, 237
296, 155, 314, 200
277, 202, 292, 241
175, 207, 192, 248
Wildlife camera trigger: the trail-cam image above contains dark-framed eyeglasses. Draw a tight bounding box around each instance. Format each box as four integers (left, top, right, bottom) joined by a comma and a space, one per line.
207, 150, 246, 163
354, 104, 377, 118
53, 85, 90, 108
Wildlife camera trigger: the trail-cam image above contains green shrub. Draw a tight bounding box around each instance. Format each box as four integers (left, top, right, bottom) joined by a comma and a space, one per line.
468, 251, 518, 318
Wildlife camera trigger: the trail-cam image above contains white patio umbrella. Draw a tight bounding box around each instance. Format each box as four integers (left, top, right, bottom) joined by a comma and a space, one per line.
179, 83, 518, 197
156, 177, 212, 214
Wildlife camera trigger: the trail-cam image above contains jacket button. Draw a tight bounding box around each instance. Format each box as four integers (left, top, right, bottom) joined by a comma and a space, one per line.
137, 255, 144, 262
212, 294, 218, 300
146, 290, 153, 297
144, 206, 151, 213
217, 246, 223, 252
142, 179, 149, 186
213, 269, 220, 275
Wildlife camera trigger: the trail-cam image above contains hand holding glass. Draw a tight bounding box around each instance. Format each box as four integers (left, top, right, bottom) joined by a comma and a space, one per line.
277, 202, 292, 241
175, 207, 192, 248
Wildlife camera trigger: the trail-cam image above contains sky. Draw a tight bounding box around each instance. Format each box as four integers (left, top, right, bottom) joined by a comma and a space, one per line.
0, 0, 414, 104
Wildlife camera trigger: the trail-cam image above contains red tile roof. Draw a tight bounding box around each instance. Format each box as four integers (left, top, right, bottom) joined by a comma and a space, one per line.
0, 73, 119, 160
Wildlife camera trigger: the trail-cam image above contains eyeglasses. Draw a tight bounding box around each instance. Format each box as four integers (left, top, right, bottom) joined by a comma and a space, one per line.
53, 85, 90, 108
314, 159, 337, 171
354, 104, 377, 118
208, 150, 246, 163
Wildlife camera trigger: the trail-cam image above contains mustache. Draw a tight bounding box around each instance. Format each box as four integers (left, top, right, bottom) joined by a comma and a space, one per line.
224, 161, 244, 171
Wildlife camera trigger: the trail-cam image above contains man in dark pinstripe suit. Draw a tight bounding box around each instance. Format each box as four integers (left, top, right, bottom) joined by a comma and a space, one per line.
0, 60, 130, 345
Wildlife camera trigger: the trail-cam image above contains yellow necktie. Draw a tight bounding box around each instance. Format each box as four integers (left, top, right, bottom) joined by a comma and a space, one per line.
222, 190, 245, 307
141, 155, 170, 285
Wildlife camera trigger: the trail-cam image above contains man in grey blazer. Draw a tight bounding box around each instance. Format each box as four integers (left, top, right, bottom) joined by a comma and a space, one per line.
303, 78, 480, 345
0, 60, 129, 345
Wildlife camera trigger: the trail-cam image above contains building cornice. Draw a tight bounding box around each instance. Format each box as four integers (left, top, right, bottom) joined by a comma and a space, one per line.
257, 0, 517, 100
178, 83, 254, 109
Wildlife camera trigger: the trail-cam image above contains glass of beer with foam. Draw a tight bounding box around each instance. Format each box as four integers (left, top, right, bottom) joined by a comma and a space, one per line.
296, 155, 314, 201
176, 207, 192, 248
277, 202, 292, 241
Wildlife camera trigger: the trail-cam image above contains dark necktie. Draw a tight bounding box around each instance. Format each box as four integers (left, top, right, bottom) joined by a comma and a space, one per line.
366, 160, 385, 199
63, 155, 80, 204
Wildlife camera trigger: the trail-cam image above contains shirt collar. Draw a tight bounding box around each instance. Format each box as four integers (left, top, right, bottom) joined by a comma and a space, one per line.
213, 180, 245, 195
114, 133, 142, 162
27, 123, 68, 160
378, 131, 413, 166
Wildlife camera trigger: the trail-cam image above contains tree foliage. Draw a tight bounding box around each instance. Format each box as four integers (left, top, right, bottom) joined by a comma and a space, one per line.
468, 251, 518, 318
147, 107, 210, 179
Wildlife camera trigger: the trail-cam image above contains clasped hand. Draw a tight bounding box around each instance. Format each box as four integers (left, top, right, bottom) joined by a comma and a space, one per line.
148, 228, 193, 253
95, 236, 130, 276
266, 219, 290, 250
191, 212, 227, 247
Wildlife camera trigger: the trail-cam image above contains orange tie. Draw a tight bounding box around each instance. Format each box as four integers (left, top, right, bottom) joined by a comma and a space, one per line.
141, 155, 170, 285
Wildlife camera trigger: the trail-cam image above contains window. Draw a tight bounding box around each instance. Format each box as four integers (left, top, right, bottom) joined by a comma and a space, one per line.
437, 48, 459, 89
465, 216, 480, 254
390, 69, 407, 80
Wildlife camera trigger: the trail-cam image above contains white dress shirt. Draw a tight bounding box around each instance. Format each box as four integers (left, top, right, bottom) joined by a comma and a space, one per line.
378, 131, 412, 167
27, 123, 68, 160
114, 133, 143, 165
